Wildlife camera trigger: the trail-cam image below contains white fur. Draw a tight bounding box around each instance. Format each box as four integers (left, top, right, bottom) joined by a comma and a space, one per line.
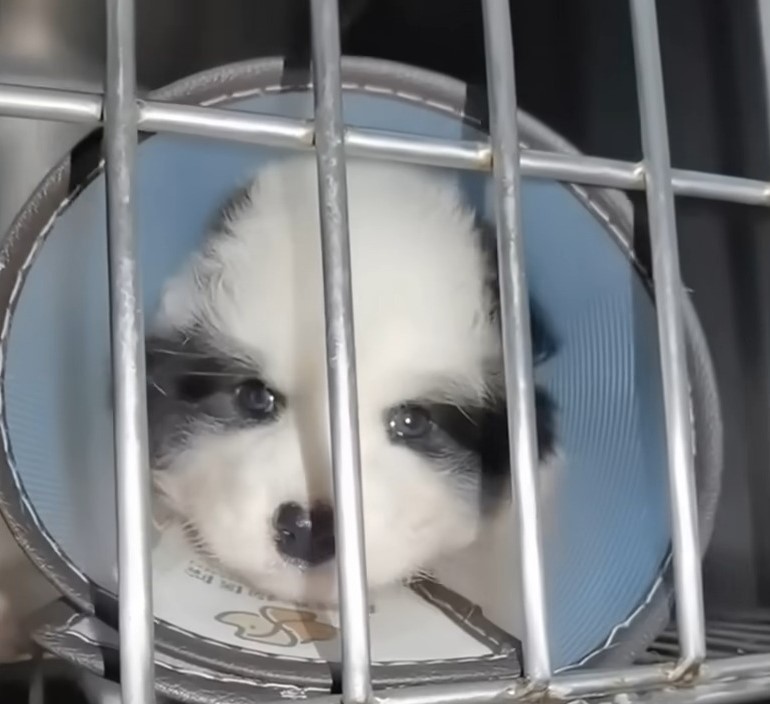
151, 155, 555, 606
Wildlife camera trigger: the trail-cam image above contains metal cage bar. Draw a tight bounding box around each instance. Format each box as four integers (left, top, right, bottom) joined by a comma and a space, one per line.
758, 0, 770, 112
481, 0, 551, 684
281, 654, 770, 704
0, 84, 102, 123
629, 0, 706, 668
2, 85, 770, 205
103, 0, 155, 703
309, 1, 373, 702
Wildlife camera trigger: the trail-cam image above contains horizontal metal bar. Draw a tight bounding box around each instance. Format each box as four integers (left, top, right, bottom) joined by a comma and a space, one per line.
140, 101, 315, 148
573, 657, 770, 704
671, 168, 770, 206
552, 662, 675, 698
288, 655, 770, 704
344, 127, 491, 169
702, 654, 770, 682
0, 83, 102, 123
524, 151, 770, 206
651, 675, 770, 704
0, 83, 768, 206
521, 149, 642, 188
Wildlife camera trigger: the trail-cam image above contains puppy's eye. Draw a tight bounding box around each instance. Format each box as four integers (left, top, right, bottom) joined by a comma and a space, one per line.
235, 379, 277, 419
388, 404, 433, 440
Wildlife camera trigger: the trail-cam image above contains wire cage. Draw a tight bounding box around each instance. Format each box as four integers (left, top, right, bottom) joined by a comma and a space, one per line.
0, 0, 769, 703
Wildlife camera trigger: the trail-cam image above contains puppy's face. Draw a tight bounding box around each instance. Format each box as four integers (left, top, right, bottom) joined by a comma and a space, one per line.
146, 157, 556, 604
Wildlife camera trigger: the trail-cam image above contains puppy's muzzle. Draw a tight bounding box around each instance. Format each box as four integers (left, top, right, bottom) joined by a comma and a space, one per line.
273, 501, 335, 567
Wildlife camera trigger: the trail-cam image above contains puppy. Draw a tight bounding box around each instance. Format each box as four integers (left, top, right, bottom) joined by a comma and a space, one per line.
146, 155, 558, 606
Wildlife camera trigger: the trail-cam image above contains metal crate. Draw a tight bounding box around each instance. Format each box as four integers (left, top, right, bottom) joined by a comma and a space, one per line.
0, 1, 769, 703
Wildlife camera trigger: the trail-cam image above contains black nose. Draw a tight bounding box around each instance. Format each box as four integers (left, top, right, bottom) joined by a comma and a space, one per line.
273, 501, 335, 566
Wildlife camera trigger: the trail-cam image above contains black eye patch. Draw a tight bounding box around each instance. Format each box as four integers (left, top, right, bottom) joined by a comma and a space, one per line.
387, 386, 557, 514
175, 372, 221, 403
529, 298, 559, 366
145, 329, 283, 467
475, 216, 560, 366
385, 385, 556, 464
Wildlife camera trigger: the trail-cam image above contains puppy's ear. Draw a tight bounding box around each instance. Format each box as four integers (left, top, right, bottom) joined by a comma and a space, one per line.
528, 298, 559, 366
475, 218, 559, 365
207, 181, 255, 237
533, 385, 557, 461
481, 384, 558, 472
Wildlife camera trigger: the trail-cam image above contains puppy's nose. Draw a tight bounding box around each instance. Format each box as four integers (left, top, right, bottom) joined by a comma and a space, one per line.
273, 501, 335, 566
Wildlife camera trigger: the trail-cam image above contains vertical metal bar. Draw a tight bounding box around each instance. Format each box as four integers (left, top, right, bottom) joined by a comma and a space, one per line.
480, 0, 552, 684
309, 1, 373, 702
629, 0, 706, 668
104, 0, 156, 702
757, 0, 770, 104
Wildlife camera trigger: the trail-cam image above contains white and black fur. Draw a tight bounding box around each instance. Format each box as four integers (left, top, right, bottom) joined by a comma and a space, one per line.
145, 155, 559, 606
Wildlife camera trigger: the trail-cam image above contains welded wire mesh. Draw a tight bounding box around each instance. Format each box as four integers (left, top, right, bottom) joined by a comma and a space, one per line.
1, 1, 770, 703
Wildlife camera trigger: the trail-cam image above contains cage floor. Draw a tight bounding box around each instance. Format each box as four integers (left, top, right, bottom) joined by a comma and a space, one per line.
3, 611, 770, 704
639, 609, 770, 664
